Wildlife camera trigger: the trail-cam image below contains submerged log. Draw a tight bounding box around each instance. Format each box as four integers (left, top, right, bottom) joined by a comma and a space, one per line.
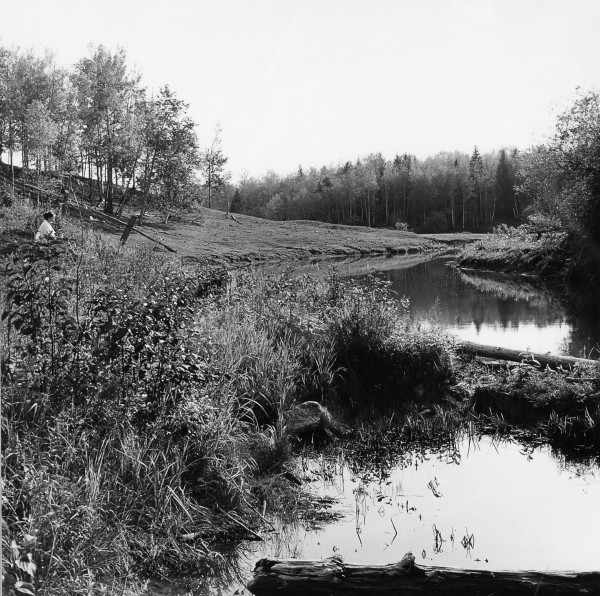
461, 341, 598, 370
247, 552, 600, 595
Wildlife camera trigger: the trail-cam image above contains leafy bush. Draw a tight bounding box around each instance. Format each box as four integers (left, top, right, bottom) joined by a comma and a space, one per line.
323, 276, 453, 408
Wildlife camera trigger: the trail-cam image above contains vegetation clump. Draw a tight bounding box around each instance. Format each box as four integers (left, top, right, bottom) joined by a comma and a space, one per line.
457, 90, 600, 317
467, 362, 600, 454
1, 199, 456, 595
457, 215, 567, 276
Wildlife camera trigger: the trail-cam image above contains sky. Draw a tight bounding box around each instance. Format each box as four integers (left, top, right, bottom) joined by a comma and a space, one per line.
2, 0, 600, 180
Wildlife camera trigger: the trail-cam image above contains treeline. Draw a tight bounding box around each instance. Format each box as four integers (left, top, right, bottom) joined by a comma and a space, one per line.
459, 89, 600, 304
0, 44, 228, 217
227, 148, 525, 231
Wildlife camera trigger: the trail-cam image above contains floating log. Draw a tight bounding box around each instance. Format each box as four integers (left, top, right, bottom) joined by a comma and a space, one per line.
247, 553, 600, 595
461, 341, 598, 370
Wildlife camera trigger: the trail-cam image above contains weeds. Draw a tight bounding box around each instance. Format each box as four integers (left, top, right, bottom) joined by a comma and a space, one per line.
467, 362, 600, 454
7, 198, 596, 594
1, 202, 459, 593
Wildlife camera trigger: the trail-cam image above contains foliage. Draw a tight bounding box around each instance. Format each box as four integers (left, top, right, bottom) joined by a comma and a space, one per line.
0, 44, 213, 220
0, 228, 241, 594
457, 214, 569, 277
323, 275, 453, 409
470, 365, 600, 453
233, 149, 514, 230
138, 86, 200, 221
198, 124, 230, 209
73, 45, 142, 213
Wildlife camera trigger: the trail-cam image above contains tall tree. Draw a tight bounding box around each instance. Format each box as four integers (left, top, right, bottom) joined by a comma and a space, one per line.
73, 45, 140, 213
468, 146, 484, 227
494, 149, 517, 220
552, 90, 600, 242
24, 100, 58, 179
199, 124, 229, 209
138, 86, 199, 222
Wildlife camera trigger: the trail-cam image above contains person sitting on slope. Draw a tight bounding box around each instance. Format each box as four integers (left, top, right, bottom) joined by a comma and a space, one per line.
35, 211, 57, 241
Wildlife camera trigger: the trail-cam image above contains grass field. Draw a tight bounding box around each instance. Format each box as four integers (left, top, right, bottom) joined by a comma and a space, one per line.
73, 206, 455, 262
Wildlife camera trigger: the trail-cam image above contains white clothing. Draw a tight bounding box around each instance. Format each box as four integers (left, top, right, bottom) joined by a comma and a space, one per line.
35, 220, 56, 241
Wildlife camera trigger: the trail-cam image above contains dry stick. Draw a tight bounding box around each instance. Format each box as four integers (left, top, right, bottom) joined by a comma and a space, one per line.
241, 495, 277, 531
220, 509, 263, 542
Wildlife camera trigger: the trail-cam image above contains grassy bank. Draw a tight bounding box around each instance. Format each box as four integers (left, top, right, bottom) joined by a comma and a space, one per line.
3, 199, 600, 595
456, 221, 569, 277
1, 198, 455, 595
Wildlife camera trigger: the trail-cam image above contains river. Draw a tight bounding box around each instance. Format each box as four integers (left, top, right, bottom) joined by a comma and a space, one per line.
152, 253, 600, 595
333, 253, 599, 358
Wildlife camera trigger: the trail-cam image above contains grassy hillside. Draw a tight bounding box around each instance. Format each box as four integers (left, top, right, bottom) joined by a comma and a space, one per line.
0, 166, 468, 263
80, 207, 443, 262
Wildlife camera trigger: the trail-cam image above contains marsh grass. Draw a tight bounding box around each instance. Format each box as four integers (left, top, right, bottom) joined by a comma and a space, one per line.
1, 200, 460, 594
464, 361, 600, 454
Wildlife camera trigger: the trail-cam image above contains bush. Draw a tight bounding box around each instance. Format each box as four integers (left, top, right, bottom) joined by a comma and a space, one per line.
324, 276, 453, 408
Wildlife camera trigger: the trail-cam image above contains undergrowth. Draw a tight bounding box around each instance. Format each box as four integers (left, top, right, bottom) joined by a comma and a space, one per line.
468, 362, 600, 454
457, 215, 569, 277
1, 198, 456, 595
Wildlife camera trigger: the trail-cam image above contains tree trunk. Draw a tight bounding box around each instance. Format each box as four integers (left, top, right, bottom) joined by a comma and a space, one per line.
461, 341, 597, 369
248, 553, 600, 596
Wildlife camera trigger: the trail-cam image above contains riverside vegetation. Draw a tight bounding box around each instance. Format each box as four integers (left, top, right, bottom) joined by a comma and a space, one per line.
457, 90, 600, 320
0, 197, 453, 595
3, 197, 600, 596
3, 69, 600, 593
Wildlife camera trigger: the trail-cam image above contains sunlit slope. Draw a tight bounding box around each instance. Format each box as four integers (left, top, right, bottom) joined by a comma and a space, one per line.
116, 207, 442, 262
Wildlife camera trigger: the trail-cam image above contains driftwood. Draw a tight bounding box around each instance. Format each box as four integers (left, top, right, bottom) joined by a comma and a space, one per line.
247, 552, 600, 595
461, 341, 598, 370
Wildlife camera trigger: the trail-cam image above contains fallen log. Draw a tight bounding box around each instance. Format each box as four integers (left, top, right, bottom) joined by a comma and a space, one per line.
461, 341, 598, 370
247, 552, 600, 595
81, 208, 177, 253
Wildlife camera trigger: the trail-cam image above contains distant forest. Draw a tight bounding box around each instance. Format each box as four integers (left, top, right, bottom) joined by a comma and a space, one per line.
228, 148, 522, 232
0, 44, 567, 231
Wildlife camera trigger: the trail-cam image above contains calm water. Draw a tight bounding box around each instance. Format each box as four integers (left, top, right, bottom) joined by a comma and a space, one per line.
336, 254, 599, 358
151, 437, 600, 595
161, 254, 600, 594
246, 436, 600, 573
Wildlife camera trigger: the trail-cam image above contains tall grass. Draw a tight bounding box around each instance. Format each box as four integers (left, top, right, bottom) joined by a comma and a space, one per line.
469, 364, 600, 453
2, 199, 457, 594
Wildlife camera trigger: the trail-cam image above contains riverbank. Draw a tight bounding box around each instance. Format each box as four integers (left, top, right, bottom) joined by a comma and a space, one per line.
455, 225, 568, 278
2, 199, 600, 595
69, 205, 445, 263
0, 197, 456, 595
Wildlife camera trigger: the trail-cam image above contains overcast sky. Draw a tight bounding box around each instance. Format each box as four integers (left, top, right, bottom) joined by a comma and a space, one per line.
2, 0, 600, 179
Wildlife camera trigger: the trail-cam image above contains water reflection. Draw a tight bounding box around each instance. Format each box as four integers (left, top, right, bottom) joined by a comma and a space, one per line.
346, 255, 599, 358
247, 436, 600, 573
